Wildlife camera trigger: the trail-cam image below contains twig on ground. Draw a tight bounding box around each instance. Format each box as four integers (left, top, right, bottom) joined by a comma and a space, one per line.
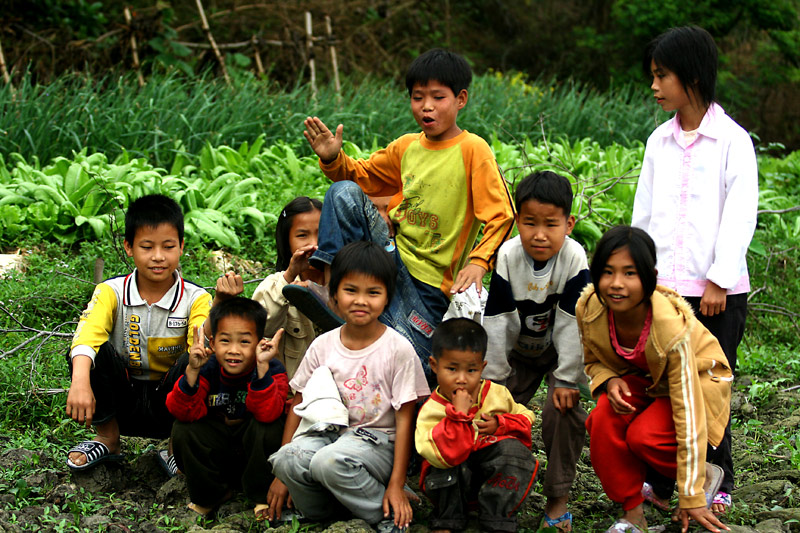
54, 271, 95, 286
0, 331, 47, 359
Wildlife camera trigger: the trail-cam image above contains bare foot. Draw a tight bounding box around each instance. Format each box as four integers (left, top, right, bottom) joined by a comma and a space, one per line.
254, 503, 269, 521
621, 503, 648, 532
188, 502, 214, 517
68, 419, 121, 467
545, 494, 571, 530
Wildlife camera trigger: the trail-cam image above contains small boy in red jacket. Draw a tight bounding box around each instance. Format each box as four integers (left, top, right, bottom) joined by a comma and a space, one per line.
166, 297, 287, 519
415, 318, 539, 532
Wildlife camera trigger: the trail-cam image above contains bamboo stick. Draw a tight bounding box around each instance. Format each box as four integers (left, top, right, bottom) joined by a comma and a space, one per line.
325, 15, 341, 101
305, 11, 316, 99
195, 0, 231, 85
251, 35, 264, 76
124, 7, 145, 87
0, 35, 11, 86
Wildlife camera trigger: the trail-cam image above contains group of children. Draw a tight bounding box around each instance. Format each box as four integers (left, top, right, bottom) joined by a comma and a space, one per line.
64, 24, 756, 533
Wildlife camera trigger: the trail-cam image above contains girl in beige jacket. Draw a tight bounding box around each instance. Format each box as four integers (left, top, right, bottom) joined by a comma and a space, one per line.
252, 197, 323, 379
577, 226, 731, 533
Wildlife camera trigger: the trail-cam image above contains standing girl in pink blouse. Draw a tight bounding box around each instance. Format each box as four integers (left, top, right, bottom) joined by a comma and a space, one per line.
632, 25, 758, 515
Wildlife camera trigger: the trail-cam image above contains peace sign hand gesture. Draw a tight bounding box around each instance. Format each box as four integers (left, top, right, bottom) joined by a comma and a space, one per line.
185, 325, 212, 387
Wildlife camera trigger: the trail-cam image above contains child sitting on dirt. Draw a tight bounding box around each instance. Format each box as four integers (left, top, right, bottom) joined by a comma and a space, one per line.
577, 226, 731, 533
292, 48, 515, 378
482, 171, 590, 532
415, 318, 539, 533
166, 297, 288, 519
65, 194, 212, 472
268, 241, 429, 530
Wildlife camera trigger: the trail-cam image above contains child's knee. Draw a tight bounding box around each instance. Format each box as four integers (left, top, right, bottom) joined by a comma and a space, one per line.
269, 443, 315, 480
308, 444, 351, 484
327, 180, 364, 204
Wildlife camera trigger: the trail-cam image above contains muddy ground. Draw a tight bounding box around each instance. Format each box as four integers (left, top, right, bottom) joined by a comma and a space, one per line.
1, 383, 798, 533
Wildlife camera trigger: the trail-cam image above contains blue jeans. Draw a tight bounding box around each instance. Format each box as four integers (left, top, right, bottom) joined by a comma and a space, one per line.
311, 181, 449, 377
269, 428, 395, 524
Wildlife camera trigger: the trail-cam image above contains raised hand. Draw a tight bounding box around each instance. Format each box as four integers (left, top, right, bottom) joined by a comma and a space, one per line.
303, 116, 343, 163
214, 271, 244, 302
451, 388, 473, 415
185, 325, 211, 387
284, 244, 318, 282
256, 329, 284, 378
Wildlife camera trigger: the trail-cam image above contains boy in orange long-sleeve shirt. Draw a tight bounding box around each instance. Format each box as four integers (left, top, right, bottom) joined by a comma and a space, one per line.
297, 49, 515, 378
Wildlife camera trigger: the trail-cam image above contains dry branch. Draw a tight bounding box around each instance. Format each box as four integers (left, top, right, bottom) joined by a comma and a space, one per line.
124, 7, 145, 88
0, 35, 11, 86
195, 0, 230, 85
758, 206, 800, 215
305, 11, 317, 99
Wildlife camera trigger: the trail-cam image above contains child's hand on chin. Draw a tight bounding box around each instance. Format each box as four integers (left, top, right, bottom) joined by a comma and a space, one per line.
452, 388, 473, 414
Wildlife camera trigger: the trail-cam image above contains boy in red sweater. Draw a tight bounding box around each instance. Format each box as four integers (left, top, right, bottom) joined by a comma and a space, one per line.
166, 297, 288, 519
415, 318, 539, 532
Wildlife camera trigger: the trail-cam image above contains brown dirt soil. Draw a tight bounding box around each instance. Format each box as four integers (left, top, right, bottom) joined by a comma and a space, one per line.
0, 385, 798, 532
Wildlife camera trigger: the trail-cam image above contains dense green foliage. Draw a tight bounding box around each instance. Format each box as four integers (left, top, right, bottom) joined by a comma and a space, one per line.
3, 0, 799, 148
0, 72, 663, 166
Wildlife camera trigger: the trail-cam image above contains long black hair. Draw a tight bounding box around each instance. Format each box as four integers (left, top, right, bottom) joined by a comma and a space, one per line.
275, 196, 322, 271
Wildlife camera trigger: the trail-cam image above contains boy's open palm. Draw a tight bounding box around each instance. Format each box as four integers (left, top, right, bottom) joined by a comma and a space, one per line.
303, 117, 343, 163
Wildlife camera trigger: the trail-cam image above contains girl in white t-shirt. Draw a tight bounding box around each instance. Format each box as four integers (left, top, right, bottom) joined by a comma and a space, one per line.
266, 241, 429, 530
632, 25, 758, 515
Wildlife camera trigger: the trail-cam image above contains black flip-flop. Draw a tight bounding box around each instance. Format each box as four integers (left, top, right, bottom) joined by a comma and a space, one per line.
66, 441, 125, 471
158, 449, 178, 478
282, 284, 344, 332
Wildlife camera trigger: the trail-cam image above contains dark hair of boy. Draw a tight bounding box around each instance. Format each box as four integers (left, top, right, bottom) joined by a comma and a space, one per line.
590, 226, 658, 303
514, 171, 573, 215
125, 194, 185, 245
209, 297, 268, 338
431, 318, 488, 360
328, 241, 397, 303
643, 25, 718, 109
275, 196, 323, 271
405, 48, 472, 97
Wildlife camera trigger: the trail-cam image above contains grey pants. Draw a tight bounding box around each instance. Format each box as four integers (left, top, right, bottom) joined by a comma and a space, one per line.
422, 439, 538, 531
269, 427, 395, 524
506, 350, 587, 498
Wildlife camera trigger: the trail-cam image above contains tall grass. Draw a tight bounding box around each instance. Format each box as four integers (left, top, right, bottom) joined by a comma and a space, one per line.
0, 71, 666, 166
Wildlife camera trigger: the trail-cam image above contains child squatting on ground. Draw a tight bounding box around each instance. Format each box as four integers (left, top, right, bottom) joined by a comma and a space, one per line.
577, 226, 733, 533
166, 297, 288, 519
267, 241, 430, 531
415, 318, 539, 533
482, 171, 590, 532
632, 26, 758, 514
65, 194, 212, 474
295, 47, 515, 377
